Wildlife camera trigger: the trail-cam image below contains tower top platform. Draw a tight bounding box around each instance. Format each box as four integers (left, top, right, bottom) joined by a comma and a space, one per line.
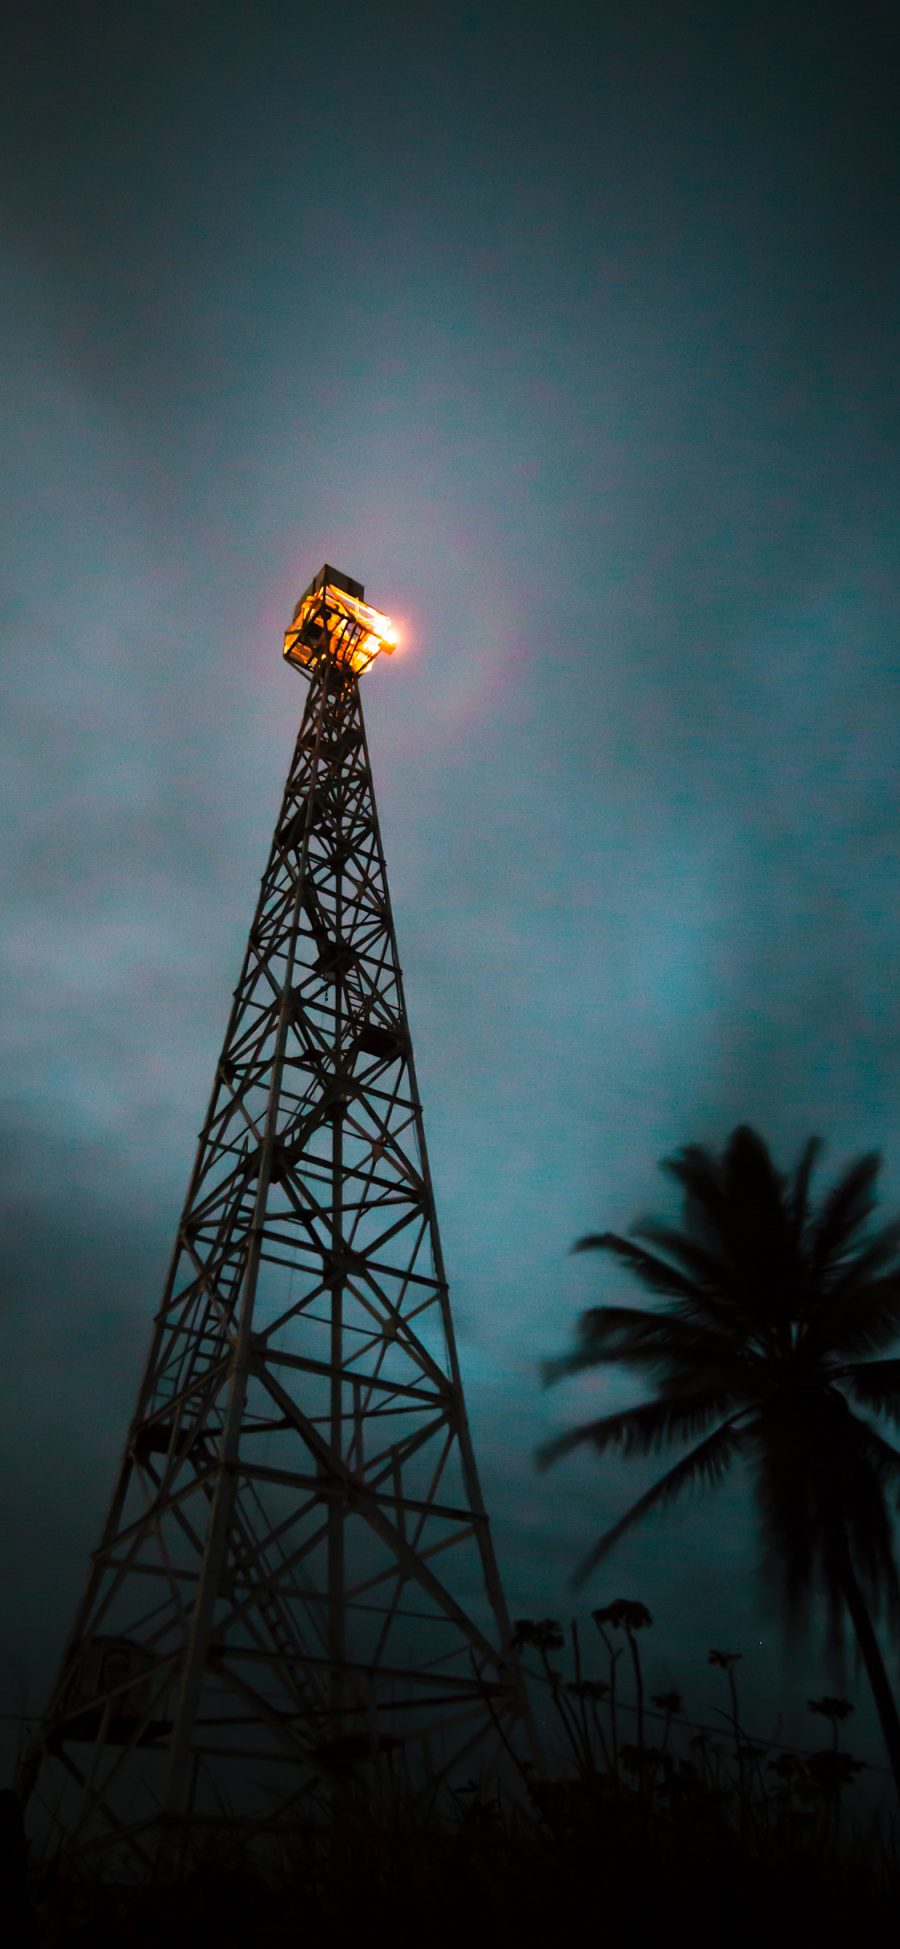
284, 564, 397, 678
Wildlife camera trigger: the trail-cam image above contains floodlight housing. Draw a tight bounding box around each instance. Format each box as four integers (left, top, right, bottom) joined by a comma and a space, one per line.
283, 564, 397, 677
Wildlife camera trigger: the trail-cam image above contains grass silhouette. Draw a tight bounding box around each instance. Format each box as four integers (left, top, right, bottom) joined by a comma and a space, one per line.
10, 1607, 898, 1946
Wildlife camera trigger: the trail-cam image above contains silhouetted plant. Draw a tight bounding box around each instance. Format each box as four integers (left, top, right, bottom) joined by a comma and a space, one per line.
620, 1741, 665, 1786
767, 1749, 806, 1808
708, 1648, 753, 1806
651, 1689, 684, 1752
802, 1695, 860, 1843
589, 1607, 624, 1779
802, 1746, 867, 1847
592, 1600, 652, 1767
511, 1617, 565, 1656
566, 1677, 613, 1773
808, 1695, 854, 1747
539, 1125, 900, 1796
26, 1616, 900, 1949
511, 1618, 588, 1779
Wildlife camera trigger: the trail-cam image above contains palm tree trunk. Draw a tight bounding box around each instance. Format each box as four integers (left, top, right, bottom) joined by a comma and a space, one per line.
833, 1527, 900, 1801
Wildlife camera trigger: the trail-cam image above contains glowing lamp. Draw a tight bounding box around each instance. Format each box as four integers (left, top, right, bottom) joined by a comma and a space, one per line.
284, 565, 397, 678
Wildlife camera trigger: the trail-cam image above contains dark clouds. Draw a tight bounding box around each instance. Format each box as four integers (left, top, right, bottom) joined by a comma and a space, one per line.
2, 1, 900, 1762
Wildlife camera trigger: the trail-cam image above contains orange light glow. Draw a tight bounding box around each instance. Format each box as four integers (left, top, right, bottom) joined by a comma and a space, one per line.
284, 582, 398, 677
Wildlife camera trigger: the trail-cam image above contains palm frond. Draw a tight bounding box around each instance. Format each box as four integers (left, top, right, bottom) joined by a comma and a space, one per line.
819, 1448, 900, 1628
571, 1232, 705, 1302
840, 1410, 900, 1487
810, 1151, 883, 1276
809, 1275, 900, 1361
835, 1358, 900, 1425
787, 1135, 823, 1241
568, 1417, 743, 1588
661, 1129, 794, 1289
536, 1391, 738, 1470
629, 1216, 792, 1341
629, 1220, 738, 1309
541, 1304, 739, 1386
722, 1124, 789, 1228
658, 1143, 732, 1253
826, 1218, 900, 1293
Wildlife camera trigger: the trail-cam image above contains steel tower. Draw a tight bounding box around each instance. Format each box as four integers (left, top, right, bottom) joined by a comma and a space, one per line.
25, 567, 528, 1877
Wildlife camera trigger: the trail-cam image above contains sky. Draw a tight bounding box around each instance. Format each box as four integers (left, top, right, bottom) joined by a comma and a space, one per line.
2, 0, 900, 1768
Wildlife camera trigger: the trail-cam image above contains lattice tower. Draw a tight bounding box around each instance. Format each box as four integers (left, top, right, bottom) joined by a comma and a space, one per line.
23, 566, 531, 1878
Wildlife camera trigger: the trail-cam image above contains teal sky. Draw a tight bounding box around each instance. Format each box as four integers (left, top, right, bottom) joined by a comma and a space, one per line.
2, 1, 900, 1767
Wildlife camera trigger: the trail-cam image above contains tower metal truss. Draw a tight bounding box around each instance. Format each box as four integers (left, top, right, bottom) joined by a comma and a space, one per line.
26, 567, 529, 1877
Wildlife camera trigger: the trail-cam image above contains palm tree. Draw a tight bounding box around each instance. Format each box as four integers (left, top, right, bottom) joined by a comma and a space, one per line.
538, 1126, 900, 1796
